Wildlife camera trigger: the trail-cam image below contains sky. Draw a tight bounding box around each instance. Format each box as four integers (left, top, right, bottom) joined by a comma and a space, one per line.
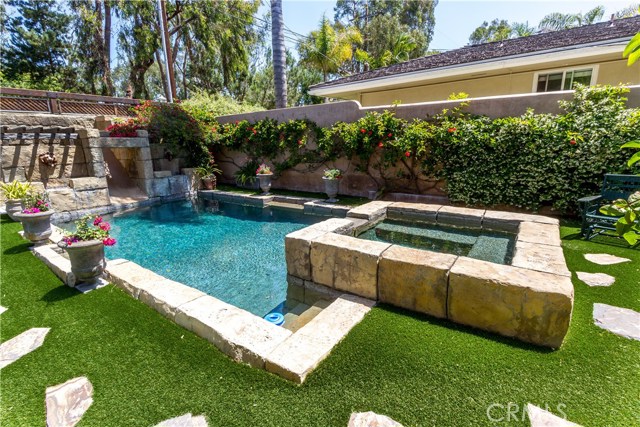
262, 0, 634, 51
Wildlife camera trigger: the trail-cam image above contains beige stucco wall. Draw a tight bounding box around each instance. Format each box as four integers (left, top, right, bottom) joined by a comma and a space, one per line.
356, 58, 640, 106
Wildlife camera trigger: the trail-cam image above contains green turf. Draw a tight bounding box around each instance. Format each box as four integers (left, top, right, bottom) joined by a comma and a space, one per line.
214, 183, 369, 207
1, 215, 638, 426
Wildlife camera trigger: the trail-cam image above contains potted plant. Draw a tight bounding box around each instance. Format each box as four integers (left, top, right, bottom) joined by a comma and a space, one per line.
13, 191, 54, 243
255, 163, 273, 195
323, 168, 342, 203
1, 181, 33, 221
195, 163, 222, 190
58, 215, 117, 285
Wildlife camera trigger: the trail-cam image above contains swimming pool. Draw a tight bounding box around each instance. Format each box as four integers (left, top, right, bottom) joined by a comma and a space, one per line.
87, 199, 321, 316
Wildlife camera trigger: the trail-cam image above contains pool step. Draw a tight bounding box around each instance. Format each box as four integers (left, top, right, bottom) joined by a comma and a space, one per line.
283, 299, 332, 333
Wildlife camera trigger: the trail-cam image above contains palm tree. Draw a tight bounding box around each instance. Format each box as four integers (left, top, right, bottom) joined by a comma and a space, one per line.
538, 6, 604, 32
271, 0, 287, 108
511, 22, 535, 38
298, 15, 362, 82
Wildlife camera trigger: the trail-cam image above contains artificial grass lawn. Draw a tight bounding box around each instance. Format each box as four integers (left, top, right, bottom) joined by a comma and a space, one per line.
1, 215, 639, 426
215, 183, 369, 207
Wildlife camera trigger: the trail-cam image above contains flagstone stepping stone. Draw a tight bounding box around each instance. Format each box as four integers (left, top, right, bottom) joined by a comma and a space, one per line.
156, 413, 208, 427
526, 404, 580, 426
576, 272, 615, 287
0, 327, 50, 369
584, 253, 631, 265
45, 377, 93, 427
593, 303, 640, 341
0, 306, 6, 315
75, 278, 109, 294
348, 412, 403, 427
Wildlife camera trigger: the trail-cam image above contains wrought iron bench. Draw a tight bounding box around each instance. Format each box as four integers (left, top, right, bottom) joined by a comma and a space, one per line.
578, 174, 640, 240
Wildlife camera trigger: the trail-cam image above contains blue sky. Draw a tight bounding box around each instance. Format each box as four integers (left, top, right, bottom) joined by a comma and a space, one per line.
262, 0, 633, 51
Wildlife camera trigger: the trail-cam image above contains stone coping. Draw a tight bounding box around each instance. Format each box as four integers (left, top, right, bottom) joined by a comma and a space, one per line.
30, 238, 374, 384
285, 201, 573, 348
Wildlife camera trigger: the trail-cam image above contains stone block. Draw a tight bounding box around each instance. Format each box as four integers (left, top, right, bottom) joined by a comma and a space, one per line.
511, 241, 571, 277
88, 161, 106, 178
1, 167, 26, 182
286, 279, 305, 305
138, 279, 206, 320
378, 245, 456, 318
69, 177, 107, 191
310, 233, 391, 299
265, 294, 375, 383
168, 175, 189, 195
285, 227, 328, 280
346, 201, 392, 220
175, 295, 292, 368
517, 213, 559, 225
151, 177, 170, 197
104, 260, 168, 299
134, 147, 152, 161
32, 244, 76, 286
48, 187, 78, 212
76, 188, 110, 210
181, 167, 199, 193
154, 170, 172, 178
386, 202, 441, 223
448, 257, 573, 348
303, 281, 342, 305
136, 160, 154, 180
437, 206, 485, 229
134, 178, 154, 196
309, 218, 355, 234
481, 210, 522, 233
303, 200, 350, 217
45, 376, 93, 427
348, 412, 403, 427
518, 221, 562, 246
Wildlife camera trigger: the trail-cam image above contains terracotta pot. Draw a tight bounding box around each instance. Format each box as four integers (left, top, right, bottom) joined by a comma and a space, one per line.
323, 177, 340, 203
13, 210, 55, 243
5, 199, 23, 221
256, 174, 272, 195
61, 240, 106, 285
202, 175, 216, 190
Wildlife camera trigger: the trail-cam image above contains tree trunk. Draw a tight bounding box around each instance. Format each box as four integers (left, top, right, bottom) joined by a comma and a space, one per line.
271, 0, 287, 109
160, 0, 177, 101
103, 0, 114, 95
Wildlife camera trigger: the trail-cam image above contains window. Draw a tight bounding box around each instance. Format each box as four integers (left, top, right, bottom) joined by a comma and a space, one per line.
535, 68, 593, 93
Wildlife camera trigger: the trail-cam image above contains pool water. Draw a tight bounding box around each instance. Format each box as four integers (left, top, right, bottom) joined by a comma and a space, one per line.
77, 199, 321, 316
358, 219, 516, 264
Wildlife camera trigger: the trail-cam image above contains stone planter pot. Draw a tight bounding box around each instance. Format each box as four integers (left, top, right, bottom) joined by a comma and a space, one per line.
60, 240, 106, 285
13, 210, 55, 243
256, 174, 273, 195
5, 199, 23, 221
202, 176, 216, 190
323, 177, 340, 203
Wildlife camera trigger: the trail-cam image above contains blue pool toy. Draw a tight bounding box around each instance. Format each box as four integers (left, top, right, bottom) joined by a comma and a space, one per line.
264, 312, 285, 326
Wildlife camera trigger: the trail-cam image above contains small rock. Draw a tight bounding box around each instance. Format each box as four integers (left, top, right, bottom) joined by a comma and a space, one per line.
156, 413, 208, 427
584, 254, 631, 265
45, 376, 93, 427
526, 404, 580, 426
75, 278, 110, 294
576, 272, 615, 287
0, 327, 50, 369
0, 306, 6, 315
593, 303, 640, 341
348, 412, 403, 427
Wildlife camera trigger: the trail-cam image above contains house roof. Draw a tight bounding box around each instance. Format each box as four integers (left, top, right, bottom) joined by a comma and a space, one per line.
310, 15, 640, 91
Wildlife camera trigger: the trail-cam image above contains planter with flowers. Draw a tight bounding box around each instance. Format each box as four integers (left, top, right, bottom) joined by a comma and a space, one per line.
323, 168, 342, 203
58, 216, 116, 285
13, 191, 54, 243
195, 163, 222, 190
1, 181, 33, 221
256, 163, 273, 195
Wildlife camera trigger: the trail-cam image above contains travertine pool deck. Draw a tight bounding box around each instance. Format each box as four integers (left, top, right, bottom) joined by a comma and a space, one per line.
286, 202, 574, 348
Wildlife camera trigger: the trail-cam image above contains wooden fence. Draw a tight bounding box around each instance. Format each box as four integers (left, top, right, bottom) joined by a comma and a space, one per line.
0, 87, 141, 116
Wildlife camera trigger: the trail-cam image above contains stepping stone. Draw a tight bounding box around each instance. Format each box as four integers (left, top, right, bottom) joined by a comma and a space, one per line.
526, 404, 580, 426
0, 327, 50, 369
576, 272, 615, 287
584, 254, 631, 265
75, 278, 109, 294
348, 412, 403, 427
156, 413, 208, 427
45, 377, 93, 427
593, 303, 640, 341
0, 306, 6, 315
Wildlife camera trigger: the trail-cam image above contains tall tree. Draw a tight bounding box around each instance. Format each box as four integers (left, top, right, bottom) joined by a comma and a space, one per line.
271, 0, 287, 109
2, 0, 72, 86
298, 15, 362, 82
510, 22, 535, 38
538, 6, 605, 31
468, 19, 512, 45
69, 0, 115, 95
615, 3, 639, 18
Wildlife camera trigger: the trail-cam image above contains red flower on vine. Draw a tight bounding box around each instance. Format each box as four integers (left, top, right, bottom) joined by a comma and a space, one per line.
360, 128, 366, 134
405, 151, 411, 157
387, 133, 392, 138
448, 127, 456, 133
569, 139, 576, 145
378, 142, 384, 148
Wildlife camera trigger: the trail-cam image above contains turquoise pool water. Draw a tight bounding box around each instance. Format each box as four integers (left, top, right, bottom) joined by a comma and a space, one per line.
358, 219, 516, 264
86, 200, 320, 316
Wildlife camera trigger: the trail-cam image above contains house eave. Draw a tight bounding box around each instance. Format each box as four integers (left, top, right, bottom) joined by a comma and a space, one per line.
309, 39, 631, 97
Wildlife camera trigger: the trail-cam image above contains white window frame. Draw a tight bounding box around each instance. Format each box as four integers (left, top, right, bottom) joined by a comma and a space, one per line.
532, 64, 599, 93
